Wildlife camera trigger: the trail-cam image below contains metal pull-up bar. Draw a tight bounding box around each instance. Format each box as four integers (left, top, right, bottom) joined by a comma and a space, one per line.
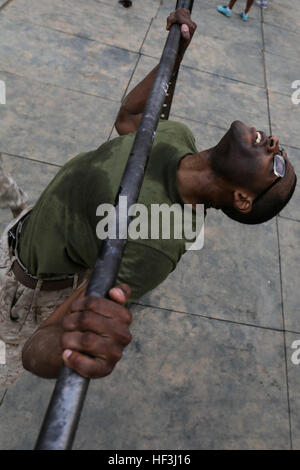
34, 0, 194, 450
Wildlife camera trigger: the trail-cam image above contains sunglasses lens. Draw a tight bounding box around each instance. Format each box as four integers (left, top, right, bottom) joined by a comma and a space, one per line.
274, 154, 286, 177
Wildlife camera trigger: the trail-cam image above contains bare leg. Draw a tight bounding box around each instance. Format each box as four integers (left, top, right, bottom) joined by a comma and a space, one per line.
245, 0, 254, 13
228, 0, 237, 8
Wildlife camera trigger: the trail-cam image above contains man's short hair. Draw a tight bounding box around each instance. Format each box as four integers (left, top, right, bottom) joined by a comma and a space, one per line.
222, 174, 297, 225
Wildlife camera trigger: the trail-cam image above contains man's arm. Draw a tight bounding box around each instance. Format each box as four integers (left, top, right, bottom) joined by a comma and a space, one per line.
22, 283, 132, 379
115, 8, 197, 136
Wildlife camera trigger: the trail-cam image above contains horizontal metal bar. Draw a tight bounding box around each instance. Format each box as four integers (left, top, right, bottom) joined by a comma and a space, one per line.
35, 0, 195, 451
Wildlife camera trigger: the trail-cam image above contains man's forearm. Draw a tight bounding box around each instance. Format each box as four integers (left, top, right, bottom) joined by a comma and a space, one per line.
22, 325, 63, 379
115, 58, 181, 135
115, 64, 162, 135
120, 56, 182, 116
121, 64, 159, 116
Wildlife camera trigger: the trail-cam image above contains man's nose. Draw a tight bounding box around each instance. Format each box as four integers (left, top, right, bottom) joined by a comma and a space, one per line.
268, 135, 279, 151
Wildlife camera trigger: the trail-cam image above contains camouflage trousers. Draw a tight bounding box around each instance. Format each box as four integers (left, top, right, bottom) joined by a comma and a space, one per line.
0, 153, 27, 214
0, 161, 87, 388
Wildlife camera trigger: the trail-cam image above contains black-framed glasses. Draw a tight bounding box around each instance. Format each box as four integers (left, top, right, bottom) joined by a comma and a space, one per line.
253, 148, 286, 205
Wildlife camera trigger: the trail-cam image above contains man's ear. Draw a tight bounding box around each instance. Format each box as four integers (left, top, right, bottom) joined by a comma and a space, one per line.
232, 190, 253, 214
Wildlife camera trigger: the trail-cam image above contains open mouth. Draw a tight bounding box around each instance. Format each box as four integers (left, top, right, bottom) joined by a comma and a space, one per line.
255, 131, 262, 144
255, 130, 267, 145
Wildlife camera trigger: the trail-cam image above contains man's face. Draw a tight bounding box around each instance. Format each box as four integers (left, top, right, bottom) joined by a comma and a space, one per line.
215, 120, 294, 196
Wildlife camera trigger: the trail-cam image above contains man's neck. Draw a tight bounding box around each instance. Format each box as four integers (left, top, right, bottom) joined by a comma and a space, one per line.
177, 149, 219, 207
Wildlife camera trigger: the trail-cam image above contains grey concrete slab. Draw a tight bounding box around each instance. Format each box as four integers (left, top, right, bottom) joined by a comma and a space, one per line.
171, 67, 269, 131
280, 145, 300, 222
142, 5, 264, 87
263, 0, 300, 35
99, 0, 161, 20
269, 89, 300, 149
181, 38, 264, 88
265, 52, 299, 96
0, 306, 290, 449
278, 218, 300, 333
263, 22, 300, 62
169, 114, 226, 151
3, 0, 151, 52
0, 0, 7, 8
139, 210, 283, 329
0, 14, 137, 100
128, 55, 269, 131
0, 154, 59, 232
286, 331, 300, 449
0, 388, 7, 405
0, 71, 120, 166
0, 372, 53, 449
145, 3, 262, 56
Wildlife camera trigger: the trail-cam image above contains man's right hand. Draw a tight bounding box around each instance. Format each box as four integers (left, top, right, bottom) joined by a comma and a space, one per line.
61, 284, 132, 379
166, 8, 197, 62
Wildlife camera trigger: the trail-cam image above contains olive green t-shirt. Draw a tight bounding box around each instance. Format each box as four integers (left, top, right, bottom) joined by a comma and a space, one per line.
19, 120, 198, 302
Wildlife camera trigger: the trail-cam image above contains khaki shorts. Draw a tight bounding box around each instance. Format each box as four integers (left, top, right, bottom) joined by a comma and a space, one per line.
0, 209, 88, 387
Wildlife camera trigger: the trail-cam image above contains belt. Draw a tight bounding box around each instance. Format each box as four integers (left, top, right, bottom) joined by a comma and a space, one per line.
12, 259, 86, 291
8, 209, 86, 291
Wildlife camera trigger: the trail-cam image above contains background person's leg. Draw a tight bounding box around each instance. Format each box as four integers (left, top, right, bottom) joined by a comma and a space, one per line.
241, 0, 255, 20
228, 0, 237, 9
245, 0, 255, 14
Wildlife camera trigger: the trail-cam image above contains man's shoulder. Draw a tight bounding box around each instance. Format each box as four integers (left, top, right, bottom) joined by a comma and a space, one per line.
156, 119, 196, 151
157, 119, 194, 135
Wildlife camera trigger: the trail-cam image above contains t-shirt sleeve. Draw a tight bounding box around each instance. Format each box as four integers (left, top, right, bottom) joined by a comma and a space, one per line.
116, 241, 175, 303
